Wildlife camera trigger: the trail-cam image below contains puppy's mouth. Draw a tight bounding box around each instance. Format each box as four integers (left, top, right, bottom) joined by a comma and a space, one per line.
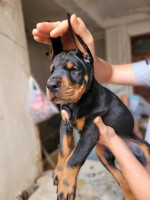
46, 76, 88, 104
51, 93, 73, 103
46, 87, 83, 104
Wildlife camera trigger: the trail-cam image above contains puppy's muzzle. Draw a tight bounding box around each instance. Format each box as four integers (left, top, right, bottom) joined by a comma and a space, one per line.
47, 79, 61, 92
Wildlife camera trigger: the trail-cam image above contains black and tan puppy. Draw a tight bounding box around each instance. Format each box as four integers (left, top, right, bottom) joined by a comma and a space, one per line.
46, 13, 150, 200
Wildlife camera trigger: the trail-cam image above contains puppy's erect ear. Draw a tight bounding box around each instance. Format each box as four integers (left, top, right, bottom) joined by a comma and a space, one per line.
50, 36, 63, 59
67, 12, 93, 64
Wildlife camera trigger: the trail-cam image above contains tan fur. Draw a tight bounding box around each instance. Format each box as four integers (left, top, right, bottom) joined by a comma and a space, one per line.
74, 34, 89, 59
67, 62, 74, 69
57, 166, 79, 199
62, 134, 72, 157
46, 77, 87, 104
53, 133, 72, 185
50, 64, 54, 73
75, 117, 86, 131
138, 143, 150, 172
84, 75, 88, 83
121, 137, 150, 172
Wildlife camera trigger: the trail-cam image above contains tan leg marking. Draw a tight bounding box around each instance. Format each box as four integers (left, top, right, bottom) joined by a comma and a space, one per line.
75, 117, 86, 131
57, 166, 79, 200
53, 134, 72, 185
121, 137, 150, 172
140, 143, 150, 172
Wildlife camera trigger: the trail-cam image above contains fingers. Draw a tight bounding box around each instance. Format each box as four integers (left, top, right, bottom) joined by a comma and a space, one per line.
33, 36, 51, 45
32, 22, 61, 44
61, 110, 69, 121
33, 29, 51, 44
36, 22, 61, 33
32, 20, 69, 44
71, 14, 94, 56
32, 29, 50, 38
50, 20, 69, 37
71, 14, 92, 43
32, 14, 95, 56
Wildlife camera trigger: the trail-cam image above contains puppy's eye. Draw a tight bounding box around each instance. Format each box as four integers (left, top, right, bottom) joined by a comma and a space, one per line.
66, 62, 79, 72
71, 66, 79, 72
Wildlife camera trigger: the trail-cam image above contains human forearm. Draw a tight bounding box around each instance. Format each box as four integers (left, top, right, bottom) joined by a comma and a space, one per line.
109, 135, 150, 200
94, 56, 140, 85
94, 117, 150, 200
94, 57, 113, 83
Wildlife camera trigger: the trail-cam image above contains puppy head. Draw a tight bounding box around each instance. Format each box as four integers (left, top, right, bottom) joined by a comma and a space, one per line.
46, 50, 90, 104
46, 13, 94, 104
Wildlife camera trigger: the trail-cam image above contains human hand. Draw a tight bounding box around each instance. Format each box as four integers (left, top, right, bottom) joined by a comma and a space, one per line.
61, 109, 69, 121
94, 116, 117, 148
32, 14, 95, 57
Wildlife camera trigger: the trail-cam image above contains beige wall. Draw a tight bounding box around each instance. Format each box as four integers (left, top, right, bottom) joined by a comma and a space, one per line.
95, 38, 106, 60
27, 38, 51, 92
0, 0, 42, 199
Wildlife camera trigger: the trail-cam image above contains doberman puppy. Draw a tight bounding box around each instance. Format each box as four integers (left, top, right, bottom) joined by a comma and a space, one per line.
46, 13, 150, 200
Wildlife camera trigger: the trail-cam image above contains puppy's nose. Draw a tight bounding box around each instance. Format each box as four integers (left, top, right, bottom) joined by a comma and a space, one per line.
47, 80, 61, 91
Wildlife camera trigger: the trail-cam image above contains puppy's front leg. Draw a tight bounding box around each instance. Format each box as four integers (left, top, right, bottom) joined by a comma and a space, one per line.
57, 122, 99, 200
53, 120, 73, 186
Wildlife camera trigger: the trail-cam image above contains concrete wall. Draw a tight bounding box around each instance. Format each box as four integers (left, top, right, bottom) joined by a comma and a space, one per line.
104, 26, 133, 96
27, 38, 51, 91
0, 0, 42, 199
95, 38, 106, 60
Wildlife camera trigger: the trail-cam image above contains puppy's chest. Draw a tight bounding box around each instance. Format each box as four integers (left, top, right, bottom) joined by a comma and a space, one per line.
61, 106, 87, 132
70, 116, 86, 132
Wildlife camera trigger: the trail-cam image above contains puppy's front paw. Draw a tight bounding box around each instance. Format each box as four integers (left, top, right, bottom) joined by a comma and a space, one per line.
57, 178, 76, 200
52, 165, 64, 186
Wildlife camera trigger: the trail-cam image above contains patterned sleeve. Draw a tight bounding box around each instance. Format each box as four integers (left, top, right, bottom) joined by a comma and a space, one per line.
132, 59, 150, 87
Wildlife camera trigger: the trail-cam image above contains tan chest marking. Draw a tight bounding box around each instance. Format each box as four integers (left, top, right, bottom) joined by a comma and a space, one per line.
75, 117, 86, 131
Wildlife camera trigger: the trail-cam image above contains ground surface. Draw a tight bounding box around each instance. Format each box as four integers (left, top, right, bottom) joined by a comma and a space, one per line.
29, 159, 123, 200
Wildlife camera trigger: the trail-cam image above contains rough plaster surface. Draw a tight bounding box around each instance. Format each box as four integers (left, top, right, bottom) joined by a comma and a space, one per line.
0, 0, 42, 199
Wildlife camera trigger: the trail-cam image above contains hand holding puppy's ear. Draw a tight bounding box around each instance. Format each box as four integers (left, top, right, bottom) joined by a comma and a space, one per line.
67, 13, 93, 64
33, 13, 95, 62
70, 14, 95, 58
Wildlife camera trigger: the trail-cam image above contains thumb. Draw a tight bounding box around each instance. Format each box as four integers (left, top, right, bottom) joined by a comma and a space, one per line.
94, 116, 106, 132
61, 109, 69, 121
71, 14, 94, 56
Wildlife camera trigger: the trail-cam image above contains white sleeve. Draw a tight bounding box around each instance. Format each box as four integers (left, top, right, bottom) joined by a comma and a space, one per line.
132, 59, 150, 87
145, 118, 150, 144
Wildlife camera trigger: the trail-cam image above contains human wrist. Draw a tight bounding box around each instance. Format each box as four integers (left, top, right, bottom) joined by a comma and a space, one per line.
93, 56, 113, 83
106, 134, 121, 150
93, 55, 99, 66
